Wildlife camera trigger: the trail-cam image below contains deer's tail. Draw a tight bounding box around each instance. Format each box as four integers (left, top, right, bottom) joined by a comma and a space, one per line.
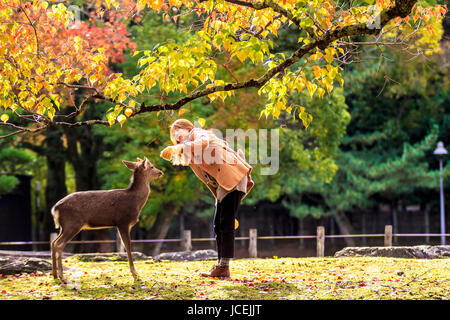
51, 206, 60, 229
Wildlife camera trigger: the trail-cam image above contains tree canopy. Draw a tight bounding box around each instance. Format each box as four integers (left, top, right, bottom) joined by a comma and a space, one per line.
0, 0, 447, 138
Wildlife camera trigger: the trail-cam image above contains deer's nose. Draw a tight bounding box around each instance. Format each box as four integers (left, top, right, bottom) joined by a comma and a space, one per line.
158, 170, 164, 176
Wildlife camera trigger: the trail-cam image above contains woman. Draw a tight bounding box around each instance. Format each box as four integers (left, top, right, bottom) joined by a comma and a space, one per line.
160, 119, 254, 278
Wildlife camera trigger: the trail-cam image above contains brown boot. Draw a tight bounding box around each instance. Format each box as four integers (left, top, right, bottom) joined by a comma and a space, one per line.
200, 264, 230, 279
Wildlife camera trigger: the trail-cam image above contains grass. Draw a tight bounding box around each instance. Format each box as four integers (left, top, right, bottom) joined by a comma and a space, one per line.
0, 256, 449, 300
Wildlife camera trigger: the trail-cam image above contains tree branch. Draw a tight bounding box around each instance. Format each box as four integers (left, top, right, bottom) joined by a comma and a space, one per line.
132, 0, 417, 116
0, 118, 109, 140
19, 5, 40, 56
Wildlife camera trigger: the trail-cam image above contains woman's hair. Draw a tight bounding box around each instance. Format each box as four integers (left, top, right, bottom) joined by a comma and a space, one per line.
170, 119, 195, 144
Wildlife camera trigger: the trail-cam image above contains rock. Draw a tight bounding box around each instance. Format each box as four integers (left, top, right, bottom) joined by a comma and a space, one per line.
73, 252, 149, 262
154, 249, 218, 261
0, 256, 52, 275
334, 245, 450, 259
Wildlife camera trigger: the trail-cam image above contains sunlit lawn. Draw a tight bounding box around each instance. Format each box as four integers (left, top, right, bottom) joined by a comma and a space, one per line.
0, 257, 449, 300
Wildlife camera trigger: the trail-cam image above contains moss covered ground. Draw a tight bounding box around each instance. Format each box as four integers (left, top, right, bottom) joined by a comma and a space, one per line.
0, 257, 448, 300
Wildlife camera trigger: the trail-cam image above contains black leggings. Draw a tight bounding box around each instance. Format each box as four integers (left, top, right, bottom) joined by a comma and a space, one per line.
213, 190, 245, 259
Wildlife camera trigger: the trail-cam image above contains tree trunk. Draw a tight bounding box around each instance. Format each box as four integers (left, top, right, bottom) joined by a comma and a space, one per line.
148, 209, 177, 256
63, 105, 109, 252
43, 127, 68, 240
332, 211, 355, 247
298, 217, 304, 249
361, 211, 367, 246
392, 204, 398, 245
424, 204, 430, 244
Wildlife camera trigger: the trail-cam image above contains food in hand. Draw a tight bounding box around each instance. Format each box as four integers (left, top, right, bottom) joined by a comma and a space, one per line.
160, 145, 187, 165
160, 146, 173, 161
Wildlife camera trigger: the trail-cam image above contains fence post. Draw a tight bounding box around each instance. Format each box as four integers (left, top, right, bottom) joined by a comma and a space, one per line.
116, 230, 125, 253
316, 226, 325, 257
384, 225, 392, 247
249, 228, 257, 258
183, 230, 192, 251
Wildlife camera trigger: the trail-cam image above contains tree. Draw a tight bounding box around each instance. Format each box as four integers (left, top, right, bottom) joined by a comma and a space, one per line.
0, 135, 35, 195
281, 28, 450, 243
0, 143, 33, 196
0, 0, 446, 138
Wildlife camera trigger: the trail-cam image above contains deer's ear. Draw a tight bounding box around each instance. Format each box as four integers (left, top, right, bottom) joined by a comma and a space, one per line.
136, 157, 143, 162
143, 157, 150, 169
122, 160, 137, 171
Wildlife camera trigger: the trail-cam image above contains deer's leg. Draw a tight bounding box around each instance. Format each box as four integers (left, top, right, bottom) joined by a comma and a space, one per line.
54, 226, 80, 282
51, 231, 63, 279
117, 225, 138, 278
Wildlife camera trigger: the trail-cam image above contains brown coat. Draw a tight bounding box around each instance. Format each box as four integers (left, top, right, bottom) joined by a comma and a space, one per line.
180, 128, 254, 200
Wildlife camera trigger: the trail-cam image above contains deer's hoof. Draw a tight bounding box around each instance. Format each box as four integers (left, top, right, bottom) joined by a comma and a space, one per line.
132, 274, 141, 281
58, 276, 67, 284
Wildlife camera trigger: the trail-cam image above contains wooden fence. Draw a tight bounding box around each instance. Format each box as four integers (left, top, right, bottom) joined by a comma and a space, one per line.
0, 225, 449, 257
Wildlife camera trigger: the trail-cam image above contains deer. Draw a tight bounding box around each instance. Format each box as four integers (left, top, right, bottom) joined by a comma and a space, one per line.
50, 157, 163, 283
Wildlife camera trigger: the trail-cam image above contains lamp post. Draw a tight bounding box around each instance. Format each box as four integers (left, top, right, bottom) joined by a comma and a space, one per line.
433, 141, 447, 245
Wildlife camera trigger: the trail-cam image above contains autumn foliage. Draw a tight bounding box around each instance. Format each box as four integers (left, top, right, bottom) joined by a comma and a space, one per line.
0, 0, 447, 137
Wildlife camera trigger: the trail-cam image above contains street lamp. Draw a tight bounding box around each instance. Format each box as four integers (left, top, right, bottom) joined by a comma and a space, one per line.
433, 141, 447, 245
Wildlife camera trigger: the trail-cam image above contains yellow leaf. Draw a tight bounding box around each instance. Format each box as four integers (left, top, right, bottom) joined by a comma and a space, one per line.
118, 93, 127, 103
1, 114, 9, 123
235, 51, 247, 63
326, 65, 339, 79
180, 83, 188, 94
317, 88, 325, 98
136, 85, 144, 93
124, 108, 133, 117
106, 113, 115, 126
324, 48, 336, 64
117, 114, 126, 126
306, 82, 317, 97
310, 52, 323, 61
128, 100, 136, 109
313, 66, 327, 79
313, 65, 321, 79
47, 108, 55, 121
198, 118, 206, 127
